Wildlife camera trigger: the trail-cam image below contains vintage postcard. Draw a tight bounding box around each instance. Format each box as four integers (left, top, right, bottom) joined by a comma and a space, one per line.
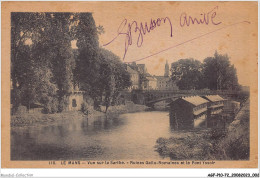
1, 1, 258, 169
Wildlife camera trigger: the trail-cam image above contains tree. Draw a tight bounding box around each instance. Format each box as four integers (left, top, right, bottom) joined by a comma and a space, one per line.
11, 13, 59, 113
99, 48, 131, 112
11, 12, 131, 114
170, 58, 203, 90
11, 13, 38, 110
203, 51, 239, 90
28, 13, 76, 112
41, 13, 75, 111
74, 13, 102, 110
75, 13, 130, 111
11, 12, 76, 113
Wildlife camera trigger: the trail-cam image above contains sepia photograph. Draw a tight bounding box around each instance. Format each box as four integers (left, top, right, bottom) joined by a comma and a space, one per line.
1, 1, 258, 170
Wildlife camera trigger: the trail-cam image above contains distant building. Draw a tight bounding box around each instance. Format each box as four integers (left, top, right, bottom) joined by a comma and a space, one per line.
126, 66, 140, 90
164, 60, 169, 77
154, 61, 178, 90
66, 91, 84, 111
142, 76, 157, 90
202, 95, 226, 115
127, 62, 178, 91
127, 63, 157, 90
223, 100, 240, 119
137, 64, 147, 74
202, 95, 226, 128
154, 76, 178, 90
65, 81, 85, 111
169, 96, 209, 130
126, 63, 149, 90
155, 76, 169, 89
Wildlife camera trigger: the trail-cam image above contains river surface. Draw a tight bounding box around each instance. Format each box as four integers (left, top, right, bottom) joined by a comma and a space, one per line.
11, 111, 175, 160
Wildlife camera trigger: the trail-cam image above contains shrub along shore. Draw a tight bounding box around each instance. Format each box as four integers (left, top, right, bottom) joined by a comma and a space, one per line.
11, 103, 148, 127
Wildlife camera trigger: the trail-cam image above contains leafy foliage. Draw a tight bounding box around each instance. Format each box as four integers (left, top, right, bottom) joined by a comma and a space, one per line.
11, 13, 59, 112
11, 12, 130, 114
203, 51, 239, 90
99, 48, 131, 111
171, 58, 203, 90
170, 52, 239, 90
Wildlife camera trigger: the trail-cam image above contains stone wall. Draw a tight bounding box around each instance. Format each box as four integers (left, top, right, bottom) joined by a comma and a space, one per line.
67, 92, 84, 111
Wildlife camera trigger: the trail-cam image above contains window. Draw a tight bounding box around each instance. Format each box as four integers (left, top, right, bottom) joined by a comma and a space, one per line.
72, 99, 77, 107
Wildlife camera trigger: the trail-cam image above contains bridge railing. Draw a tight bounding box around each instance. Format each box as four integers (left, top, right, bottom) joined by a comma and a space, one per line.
142, 89, 242, 95
142, 89, 247, 103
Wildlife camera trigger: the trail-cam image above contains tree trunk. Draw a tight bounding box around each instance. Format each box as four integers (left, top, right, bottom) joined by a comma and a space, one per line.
105, 105, 109, 113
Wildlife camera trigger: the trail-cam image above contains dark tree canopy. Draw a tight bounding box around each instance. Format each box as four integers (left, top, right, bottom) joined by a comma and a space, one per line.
75, 13, 101, 97
11, 12, 130, 113
170, 58, 203, 90
11, 13, 60, 113
99, 48, 131, 111
170, 52, 239, 91
202, 51, 239, 90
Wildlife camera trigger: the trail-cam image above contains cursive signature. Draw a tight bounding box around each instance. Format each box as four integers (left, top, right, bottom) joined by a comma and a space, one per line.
103, 17, 173, 60
103, 6, 250, 63
180, 6, 222, 27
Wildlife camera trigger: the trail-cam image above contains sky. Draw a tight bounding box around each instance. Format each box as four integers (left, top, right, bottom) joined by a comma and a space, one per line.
88, 1, 257, 87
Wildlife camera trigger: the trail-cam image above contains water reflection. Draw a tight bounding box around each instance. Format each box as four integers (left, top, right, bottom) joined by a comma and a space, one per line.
11, 111, 173, 160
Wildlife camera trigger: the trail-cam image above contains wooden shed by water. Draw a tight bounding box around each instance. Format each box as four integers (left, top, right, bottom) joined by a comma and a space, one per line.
168, 96, 209, 130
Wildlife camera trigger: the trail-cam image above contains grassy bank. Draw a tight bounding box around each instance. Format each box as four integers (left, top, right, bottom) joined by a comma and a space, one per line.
11, 103, 148, 127
215, 99, 250, 160
104, 103, 148, 116
11, 111, 87, 127
155, 100, 250, 160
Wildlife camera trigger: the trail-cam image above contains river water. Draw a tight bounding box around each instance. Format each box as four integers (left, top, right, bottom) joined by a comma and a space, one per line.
11, 111, 174, 160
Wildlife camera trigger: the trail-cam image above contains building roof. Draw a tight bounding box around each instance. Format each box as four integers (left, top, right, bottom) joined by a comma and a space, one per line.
154, 76, 167, 78
127, 66, 139, 74
193, 108, 207, 115
145, 76, 157, 81
169, 98, 178, 103
154, 76, 170, 80
204, 95, 225, 102
137, 64, 147, 74
231, 101, 240, 105
137, 64, 145, 67
210, 104, 224, 109
181, 96, 209, 106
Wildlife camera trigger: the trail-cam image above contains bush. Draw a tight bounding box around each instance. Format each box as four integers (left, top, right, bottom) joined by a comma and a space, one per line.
43, 97, 59, 114
211, 128, 227, 140
58, 96, 69, 112
12, 105, 27, 115
81, 102, 91, 115
155, 130, 214, 160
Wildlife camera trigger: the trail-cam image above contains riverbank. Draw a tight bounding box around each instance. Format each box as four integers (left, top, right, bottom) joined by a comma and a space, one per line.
11, 103, 148, 127
104, 102, 148, 116
155, 99, 250, 160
